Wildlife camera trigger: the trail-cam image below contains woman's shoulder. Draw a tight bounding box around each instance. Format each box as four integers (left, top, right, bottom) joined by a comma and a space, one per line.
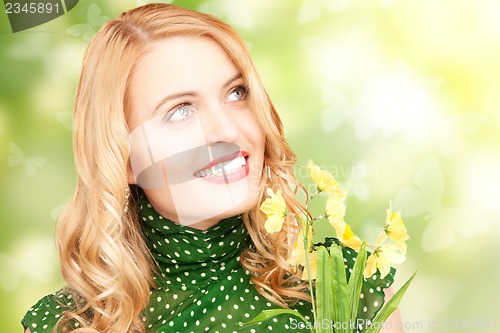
22, 288, 76, 333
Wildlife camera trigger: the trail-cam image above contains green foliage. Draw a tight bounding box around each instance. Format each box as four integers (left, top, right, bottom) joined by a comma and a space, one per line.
239, 309, 309, 330
364, 272, 417, 333
346, 244, 367, 331
244, 243, 414, 333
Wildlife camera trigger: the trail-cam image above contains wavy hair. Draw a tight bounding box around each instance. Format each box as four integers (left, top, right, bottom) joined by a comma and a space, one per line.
57, 3, 309, 332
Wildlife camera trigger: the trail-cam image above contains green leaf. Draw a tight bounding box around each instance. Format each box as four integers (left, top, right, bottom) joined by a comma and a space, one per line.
346, 244, 367, 333
364, 271, 417, 333
316, 246, 335, 333
239, 308, 309, 328
329, 245, 349, 332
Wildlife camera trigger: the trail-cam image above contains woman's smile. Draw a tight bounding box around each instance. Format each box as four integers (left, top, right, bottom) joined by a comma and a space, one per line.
193, 150, 249, 182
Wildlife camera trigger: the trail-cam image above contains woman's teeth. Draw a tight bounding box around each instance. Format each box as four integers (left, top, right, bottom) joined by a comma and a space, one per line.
195, 156, 246, 178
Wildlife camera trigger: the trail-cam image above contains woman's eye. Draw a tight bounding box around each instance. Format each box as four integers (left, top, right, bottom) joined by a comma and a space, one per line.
165, 104, 194, 123
226, 85, 248, 102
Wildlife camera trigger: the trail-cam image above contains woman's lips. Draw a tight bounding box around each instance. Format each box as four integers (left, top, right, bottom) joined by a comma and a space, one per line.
194, 151, 249, 184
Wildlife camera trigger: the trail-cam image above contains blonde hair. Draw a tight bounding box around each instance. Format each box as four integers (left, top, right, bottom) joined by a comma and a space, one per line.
57, 3, 308, 332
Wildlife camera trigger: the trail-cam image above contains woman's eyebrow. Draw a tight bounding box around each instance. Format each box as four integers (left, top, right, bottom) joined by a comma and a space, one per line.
153, 91, 196, 114
222, 73, 243, 88
153, 73, 244, 114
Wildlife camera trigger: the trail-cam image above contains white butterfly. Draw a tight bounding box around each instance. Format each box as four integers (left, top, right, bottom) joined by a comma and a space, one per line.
8, 142, 46, 176
392, 157, 491, 252
66, 3, 109, 41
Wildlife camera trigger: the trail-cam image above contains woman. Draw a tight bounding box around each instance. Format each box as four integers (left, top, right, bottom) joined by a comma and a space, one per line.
22, 3, 394, 333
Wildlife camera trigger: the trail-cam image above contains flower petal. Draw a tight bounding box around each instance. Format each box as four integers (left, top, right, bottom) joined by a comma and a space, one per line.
381, 244, 406, 265
385, 208, 409, 245
376, 251, 392, 279
341, 224, 362, 251
301, 251, 317, 280
308, 160, 339, 193
260, 188, 287, 233
364, 252, 378, 278
375, 229, 388, 247
264, 215, 285, 233
326, 193, 346, 236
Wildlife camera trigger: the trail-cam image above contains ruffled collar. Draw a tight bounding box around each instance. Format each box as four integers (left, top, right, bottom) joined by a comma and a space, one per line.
139, 195, 249, 289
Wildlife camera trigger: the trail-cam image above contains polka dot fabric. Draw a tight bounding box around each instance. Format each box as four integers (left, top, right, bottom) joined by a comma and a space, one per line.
21, 290, 81, 332
22, 195, 393, 332
138, 197, 313, 332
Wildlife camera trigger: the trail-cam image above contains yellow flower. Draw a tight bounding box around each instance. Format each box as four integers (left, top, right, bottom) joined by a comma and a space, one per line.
339, 224, 362, 251
260, 188, 287, 233
288, 228, 317, 280
325, 189, 347, 237
364, 244, 406, 279
383, 208, 409, 254
307, 160, 339, 193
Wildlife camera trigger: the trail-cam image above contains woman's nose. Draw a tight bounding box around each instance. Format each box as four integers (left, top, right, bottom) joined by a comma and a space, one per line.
201, 105, 239, 145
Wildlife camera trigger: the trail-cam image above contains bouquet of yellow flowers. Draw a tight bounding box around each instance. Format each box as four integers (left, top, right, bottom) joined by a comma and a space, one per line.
243, 160, 415, 333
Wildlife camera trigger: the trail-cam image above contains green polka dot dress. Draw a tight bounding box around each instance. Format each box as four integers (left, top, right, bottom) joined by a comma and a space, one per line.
22, 196, 394, 332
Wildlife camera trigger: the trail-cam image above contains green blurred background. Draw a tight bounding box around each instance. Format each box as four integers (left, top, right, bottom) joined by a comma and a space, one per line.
1, 0, 499, 331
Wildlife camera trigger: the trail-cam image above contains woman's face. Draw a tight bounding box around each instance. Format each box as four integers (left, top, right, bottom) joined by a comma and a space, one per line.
127, 36, 265, 229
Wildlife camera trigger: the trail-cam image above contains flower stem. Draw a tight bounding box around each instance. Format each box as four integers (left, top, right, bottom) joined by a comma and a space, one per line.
297, 213, 318, 331
309, 190, 320, 201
